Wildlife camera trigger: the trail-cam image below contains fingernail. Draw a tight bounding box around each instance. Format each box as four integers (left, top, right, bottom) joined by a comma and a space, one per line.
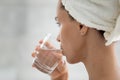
32, 52, 36, 57
32, 64, 35, 68
39, 40, 43, 43
35, 47, 39, 50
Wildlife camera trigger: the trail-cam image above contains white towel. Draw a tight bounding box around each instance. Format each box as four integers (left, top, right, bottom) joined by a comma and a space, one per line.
61, 0, 120, 46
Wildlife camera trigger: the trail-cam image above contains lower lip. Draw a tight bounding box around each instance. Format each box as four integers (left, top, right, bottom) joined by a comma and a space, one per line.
61, 46, 64, 55
61, 49, 65, 55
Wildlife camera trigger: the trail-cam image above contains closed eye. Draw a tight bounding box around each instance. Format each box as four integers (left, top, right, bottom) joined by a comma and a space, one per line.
56, 22, 61, 27
55, 17, 61, 27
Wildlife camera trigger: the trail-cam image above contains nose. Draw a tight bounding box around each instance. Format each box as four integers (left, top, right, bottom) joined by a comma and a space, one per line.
56, 34, 61, 42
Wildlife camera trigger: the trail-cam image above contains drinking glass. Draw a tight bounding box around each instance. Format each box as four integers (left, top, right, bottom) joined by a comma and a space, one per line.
33, 33, 63, 74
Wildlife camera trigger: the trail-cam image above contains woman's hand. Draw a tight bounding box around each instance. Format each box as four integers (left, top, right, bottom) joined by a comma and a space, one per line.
32, 40, 68, 80
50, 60, 68, 80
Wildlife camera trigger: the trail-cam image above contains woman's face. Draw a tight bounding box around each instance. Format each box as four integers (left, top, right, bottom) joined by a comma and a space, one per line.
56, 0, 87, 64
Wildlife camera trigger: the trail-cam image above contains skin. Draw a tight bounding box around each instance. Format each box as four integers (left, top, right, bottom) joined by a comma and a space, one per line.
32, 0, 120, 80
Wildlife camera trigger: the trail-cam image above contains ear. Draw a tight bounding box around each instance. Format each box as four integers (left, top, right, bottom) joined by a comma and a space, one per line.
79, 24, 88, 35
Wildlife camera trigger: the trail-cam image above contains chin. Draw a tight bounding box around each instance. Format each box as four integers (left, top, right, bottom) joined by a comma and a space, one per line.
66, 58, 81, 64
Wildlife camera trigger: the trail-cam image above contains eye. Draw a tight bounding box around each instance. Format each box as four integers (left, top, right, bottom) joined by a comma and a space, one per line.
56, 22, 61, 27
55, 17, 61, 27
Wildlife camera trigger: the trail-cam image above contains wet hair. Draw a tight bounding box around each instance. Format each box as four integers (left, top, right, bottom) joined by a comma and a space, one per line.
60, 2, 105, 36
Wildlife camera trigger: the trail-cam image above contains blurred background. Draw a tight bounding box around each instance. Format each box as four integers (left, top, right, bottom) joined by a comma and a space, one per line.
0, 0, 120, 80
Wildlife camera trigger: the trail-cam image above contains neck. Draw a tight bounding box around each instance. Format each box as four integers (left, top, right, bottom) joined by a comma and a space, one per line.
83, 44, 120, 80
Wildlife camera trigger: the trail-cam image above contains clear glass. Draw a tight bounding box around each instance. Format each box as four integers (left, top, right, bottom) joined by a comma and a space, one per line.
33, 33, 63, 74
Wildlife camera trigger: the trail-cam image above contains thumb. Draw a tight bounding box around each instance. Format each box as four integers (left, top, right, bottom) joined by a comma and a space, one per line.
57, 59, 67, 73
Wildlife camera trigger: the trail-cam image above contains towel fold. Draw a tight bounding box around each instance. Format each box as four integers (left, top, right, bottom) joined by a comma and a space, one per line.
62, 0, 120, 46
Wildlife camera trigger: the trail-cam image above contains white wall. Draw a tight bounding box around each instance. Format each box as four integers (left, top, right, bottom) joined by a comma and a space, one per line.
0, 0, 119, 80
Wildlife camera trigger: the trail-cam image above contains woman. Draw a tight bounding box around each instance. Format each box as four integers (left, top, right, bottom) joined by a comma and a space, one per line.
32, 0, 120, 80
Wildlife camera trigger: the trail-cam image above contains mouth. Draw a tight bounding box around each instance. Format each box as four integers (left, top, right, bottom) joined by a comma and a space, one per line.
60, 46, 64, 55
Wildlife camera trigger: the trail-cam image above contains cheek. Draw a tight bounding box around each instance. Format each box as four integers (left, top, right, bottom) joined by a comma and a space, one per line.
60, 24, 74, 49
60, 24, 86, 63
60, 24, 80, 53
61, 24, 81, 49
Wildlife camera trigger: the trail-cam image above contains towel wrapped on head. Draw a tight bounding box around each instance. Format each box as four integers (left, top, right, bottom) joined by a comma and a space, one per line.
61, 0, 120, 46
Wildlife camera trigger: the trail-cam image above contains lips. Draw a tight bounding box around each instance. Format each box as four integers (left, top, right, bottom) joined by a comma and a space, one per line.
60, 45, 64, 55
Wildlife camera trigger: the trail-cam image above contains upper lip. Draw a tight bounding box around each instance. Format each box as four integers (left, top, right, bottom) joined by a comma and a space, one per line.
60, 45, 64, 55
60, 45, 62, 50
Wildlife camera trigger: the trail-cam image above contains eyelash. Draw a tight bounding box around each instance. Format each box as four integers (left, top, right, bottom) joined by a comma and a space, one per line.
56, 22, 61, 27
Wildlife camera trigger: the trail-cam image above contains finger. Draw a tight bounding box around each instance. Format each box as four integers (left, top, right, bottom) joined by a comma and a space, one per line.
44, 41, 55, 49
31, 53, 35, 58
57, 60, 67, 73
35, 45, 40, 51
32, 64, 35, 67
39, 39, 54, 49
50, 60, 67, 78
39, 40, 43, 44
31, 51, 37, 58
35, 45, 45, 53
